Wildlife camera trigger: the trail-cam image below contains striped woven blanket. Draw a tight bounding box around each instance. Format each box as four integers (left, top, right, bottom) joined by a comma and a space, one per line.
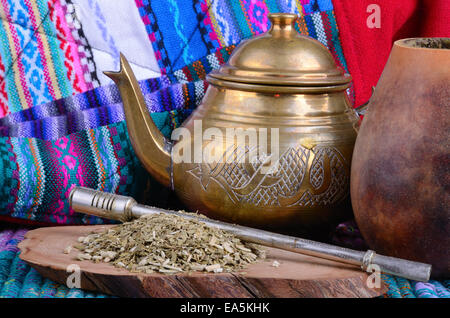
0, 0, 448, 297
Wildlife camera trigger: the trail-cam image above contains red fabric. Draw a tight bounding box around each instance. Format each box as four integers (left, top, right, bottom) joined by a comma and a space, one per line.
333, 0, 450, 108
0, 215, 57, 227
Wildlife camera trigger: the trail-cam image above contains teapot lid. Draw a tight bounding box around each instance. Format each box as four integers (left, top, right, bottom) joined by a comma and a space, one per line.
207, 13, 351, 92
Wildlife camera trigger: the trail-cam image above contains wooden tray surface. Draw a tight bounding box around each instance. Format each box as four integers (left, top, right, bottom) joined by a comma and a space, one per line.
18, 225, 386, 298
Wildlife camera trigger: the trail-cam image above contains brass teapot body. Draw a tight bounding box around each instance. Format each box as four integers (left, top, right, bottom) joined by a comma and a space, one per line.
106, 14, 359, 232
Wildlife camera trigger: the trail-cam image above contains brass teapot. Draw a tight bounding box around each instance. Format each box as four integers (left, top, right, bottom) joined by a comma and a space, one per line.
105, 13, 359, 232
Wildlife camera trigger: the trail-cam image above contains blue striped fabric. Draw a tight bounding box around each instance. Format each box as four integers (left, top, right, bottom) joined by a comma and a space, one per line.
0, 77, 206, 141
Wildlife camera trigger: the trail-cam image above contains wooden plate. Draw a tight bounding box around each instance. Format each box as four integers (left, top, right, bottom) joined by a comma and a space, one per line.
18, 225, 386, 298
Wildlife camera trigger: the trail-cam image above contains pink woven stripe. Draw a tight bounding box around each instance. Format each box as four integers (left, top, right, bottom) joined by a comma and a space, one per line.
52, 0, 89, 93
0, 0, 34, 108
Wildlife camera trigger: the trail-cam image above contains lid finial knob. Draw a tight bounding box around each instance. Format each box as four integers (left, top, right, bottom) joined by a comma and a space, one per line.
268, 13, 298, 35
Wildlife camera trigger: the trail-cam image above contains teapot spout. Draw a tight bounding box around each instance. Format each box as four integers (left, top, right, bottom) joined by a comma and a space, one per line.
104, 54, 171, 187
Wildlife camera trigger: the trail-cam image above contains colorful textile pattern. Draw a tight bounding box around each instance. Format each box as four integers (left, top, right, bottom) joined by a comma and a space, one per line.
136, 0, 352, 101
0, 0, 160, 116
0, 76, 206, 140
381, 274, 450, 299
0, 121, 147, 224
0, 75, 206, 224
0, 227, 110, 297
0, 0, 92, 115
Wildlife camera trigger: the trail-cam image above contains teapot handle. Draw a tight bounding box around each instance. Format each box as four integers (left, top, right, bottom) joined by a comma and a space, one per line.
354, 86, 375, 117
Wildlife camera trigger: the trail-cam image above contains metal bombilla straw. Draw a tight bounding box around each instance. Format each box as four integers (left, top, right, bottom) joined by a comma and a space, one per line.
69, 186, 432, 282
